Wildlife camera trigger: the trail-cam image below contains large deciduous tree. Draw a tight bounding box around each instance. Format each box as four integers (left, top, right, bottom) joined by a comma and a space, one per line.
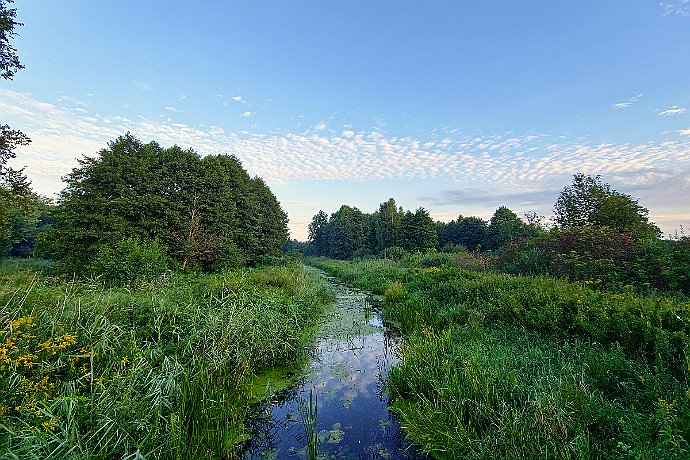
324, 205, 369, 259
553, 174, 659, 240
373, 198, 402, 252
438, 215, 488, 250
40, 134, 288, 270
1, 0, 30, 178
308, 210, 329, 256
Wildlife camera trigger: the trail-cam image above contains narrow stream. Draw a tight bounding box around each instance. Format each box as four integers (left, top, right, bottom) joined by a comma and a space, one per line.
242, 270, 425, 460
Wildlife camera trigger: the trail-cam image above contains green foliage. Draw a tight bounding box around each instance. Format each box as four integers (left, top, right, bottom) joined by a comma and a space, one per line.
398, 208, 438, 252
306, 201, 437, 260
0, 174, 50, 259
544, 226, 636, 282
0, 263, 332, 459
554, 174, 660, 240
89, 238, 171, 285
485, 206, 536, 250
41, 134, 287, 272
210, 242, 246, 272
0, 0, 24, 80
308, 210, 329, 256
310, 257, 690, 458
372, 198, 402, 251
437, 215, 488, 251
0, 124, 30, 167
323, 205, 369, 259
500, 245, 550, 276
380, 246, 408, 261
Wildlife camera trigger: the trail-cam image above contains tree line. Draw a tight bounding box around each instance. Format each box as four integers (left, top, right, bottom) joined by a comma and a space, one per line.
1, 134, 289, 279
305, 199, 542, 259
302, 175, 689, 294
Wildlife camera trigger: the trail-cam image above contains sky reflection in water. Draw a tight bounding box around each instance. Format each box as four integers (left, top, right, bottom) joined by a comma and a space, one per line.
243, 280, 425, 460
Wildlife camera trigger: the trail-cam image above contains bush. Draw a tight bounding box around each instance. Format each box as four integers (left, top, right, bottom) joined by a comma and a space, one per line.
542, 227, 637, 283
210, 243, 246, 272
501, 247, 551, 275
451, 251, 493, 271
89, 238, 171, 285
415, 251, 453, 268
380, 246, 408, 261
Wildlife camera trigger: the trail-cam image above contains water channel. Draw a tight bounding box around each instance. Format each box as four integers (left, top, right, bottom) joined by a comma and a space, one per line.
242, 270, 426, 460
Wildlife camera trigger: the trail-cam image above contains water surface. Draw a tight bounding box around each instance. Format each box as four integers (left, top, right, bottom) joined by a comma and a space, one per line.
242, 272, 425, 460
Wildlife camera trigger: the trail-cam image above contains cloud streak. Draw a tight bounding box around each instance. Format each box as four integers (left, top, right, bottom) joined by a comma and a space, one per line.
659, 106, 687, 116
661, 1, 690, 16
611, 93, 644, 109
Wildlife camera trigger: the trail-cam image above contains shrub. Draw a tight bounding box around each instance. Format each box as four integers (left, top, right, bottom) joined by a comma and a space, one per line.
415, 251, 453, 268
210, 243, 246, 272
89, 238, 171, 285
451, 251, 493, 271
501, 247, 551, 275
381, 246, 408, 261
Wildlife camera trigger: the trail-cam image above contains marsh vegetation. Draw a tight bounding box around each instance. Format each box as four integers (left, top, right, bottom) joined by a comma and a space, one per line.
0, 259, 332, 459
309, 256, 689, 459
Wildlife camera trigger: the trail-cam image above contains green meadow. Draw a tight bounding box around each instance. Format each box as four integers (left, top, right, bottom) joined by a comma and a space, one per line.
0, 259, 332, 459
309, 255, 690, 459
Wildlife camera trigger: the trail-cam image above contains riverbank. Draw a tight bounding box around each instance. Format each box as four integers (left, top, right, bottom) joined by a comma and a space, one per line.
242, 268, 425, 460
308, 256, 690, 459
0, 259, 332, 459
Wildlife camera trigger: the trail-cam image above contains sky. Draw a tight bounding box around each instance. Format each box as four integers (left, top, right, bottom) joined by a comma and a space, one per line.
2, 1, 690, 240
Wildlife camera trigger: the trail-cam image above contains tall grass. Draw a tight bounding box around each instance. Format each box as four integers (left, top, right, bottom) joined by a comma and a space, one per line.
309, 257, 690, 459
0, 260, 333, 459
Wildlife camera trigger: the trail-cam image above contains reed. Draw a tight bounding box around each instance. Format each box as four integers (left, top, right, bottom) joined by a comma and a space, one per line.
310, 256, 690, 459
0, 260, 333, 459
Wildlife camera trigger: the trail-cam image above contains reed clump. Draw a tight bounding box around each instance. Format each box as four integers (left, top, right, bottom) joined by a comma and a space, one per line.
0, 260, 332, 459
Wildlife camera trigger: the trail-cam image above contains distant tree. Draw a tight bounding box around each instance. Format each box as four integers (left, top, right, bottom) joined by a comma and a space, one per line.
398, 207, 437, 252
308, 210, 329, 256
553, 174, 659, 240
325, 205, 368, 259
438, 215, 488, 250
0, 186, 51, 257
485, 206, 534, 250
373, 198, 402, 251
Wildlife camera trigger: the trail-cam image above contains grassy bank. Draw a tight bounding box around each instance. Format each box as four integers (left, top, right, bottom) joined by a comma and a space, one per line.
0, 259, 333, 459
308, 256, 690, 459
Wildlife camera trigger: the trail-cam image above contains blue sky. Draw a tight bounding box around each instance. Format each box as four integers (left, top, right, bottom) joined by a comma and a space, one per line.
2, 1, 690, 239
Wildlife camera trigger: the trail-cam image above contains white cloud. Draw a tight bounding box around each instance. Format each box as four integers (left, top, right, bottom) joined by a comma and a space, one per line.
661, 1, 690, 16
232, 95, 243, 102
165, 106, 181, 113
241, 111, 253, 117
314, 122, 327, 131
611, 93, 644, 109
3, 89, 690, 237
659, 106, 687, 116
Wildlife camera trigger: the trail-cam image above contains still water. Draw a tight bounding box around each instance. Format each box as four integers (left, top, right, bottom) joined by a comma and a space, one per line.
242, 272, 425, 460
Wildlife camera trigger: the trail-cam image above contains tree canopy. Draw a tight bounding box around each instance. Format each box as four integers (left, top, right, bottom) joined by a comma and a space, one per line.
0, 0, 23, 80
554, 174, 660, 240
40, 134, 288, 270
